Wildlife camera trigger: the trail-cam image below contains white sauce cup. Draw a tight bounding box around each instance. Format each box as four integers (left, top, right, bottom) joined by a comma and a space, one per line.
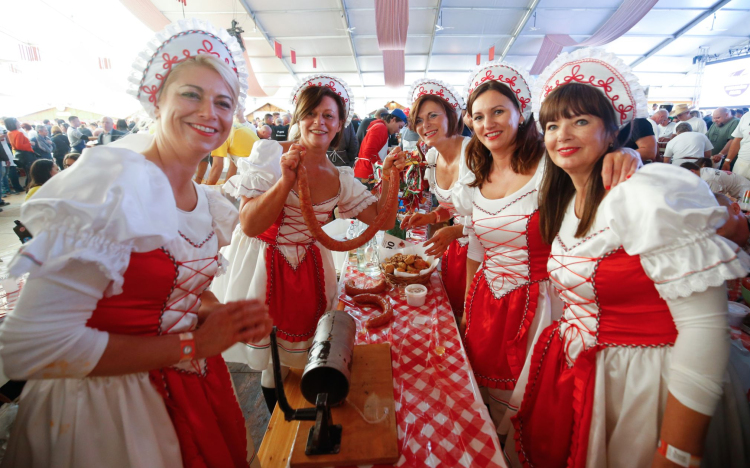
405, 284, 428, 307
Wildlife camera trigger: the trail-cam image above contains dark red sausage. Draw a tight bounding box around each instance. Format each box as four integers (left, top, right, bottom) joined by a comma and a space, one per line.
297, 164, 399, 252
345, 279, 387, 297
352, 293, 394, 329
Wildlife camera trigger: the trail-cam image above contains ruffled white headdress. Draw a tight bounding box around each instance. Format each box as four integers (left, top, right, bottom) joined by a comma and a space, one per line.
465, 61, 533, 119
532, 48, 648, 128
127, 18, 249, 118
408, 78, 465, 112
290, 74, 355, 127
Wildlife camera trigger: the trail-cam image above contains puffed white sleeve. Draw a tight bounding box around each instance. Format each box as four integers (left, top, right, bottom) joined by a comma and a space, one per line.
202, 186, 240, 248
450, 159, 476, 221
605, 163, 750, 300
451, 166, 482, 261
604, 164, 745, 416
8, 147, 178, 297
337, 166, 377, 219
222, 139, 282, 199
0, 261, 111, 380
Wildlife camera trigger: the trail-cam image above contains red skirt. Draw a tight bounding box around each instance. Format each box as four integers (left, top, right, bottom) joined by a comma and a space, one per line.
264, 244, 327, 342
511, 323, 599, 468
441, 239, 468, 319
150, 356, 249, 468
463, 270, 541, 390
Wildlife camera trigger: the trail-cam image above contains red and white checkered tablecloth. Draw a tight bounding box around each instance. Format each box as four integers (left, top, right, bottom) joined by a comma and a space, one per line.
339, 263, 506, 468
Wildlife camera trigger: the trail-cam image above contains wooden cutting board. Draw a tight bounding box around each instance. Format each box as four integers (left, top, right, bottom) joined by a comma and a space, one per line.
258, 343, 399, 468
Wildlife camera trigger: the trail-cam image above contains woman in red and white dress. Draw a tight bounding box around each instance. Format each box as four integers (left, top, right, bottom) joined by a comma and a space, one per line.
453, 62, 642, 435
0, 20, 273, 468
212, 75, 406, 410
511, 48, 748, 468
400, 79, 470, 318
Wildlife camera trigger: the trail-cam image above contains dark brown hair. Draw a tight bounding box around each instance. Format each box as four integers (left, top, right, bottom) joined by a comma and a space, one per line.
695, 157, 713, 168
408, 94, 462, 136
29, 159, 55, 189
292, 86, 347, 148
538, 82, 626, 244
465, 80, 544, 187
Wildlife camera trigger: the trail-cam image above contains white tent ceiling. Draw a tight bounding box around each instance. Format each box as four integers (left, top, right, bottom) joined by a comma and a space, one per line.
149, 0, 750, 114
6, 0, 750, 118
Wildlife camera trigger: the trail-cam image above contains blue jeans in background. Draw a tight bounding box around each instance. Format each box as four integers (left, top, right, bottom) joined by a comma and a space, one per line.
0, 164, 7, 194
7, 166, 23, 192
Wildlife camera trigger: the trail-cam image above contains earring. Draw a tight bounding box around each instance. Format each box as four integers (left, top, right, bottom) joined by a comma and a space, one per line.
518, 121, 526, 130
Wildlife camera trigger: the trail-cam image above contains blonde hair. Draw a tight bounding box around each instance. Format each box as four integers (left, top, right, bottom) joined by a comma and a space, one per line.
157, 55, 240, 110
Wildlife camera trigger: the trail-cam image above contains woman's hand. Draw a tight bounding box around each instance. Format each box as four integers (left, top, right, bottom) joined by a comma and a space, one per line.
601, 147, 642, 189
194, 299, 273, 359
280, 143, 306, 187
424, 225, 463, 257
197, 290, 221, 325
401, 212, 435, 230
382, 147, 407, 175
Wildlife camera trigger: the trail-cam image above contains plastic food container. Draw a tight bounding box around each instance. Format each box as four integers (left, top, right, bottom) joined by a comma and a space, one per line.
728, 302, 750, 328
405, 284, 428, 307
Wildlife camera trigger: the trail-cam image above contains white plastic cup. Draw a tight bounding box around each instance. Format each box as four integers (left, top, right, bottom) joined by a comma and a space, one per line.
405, 284, 428, 307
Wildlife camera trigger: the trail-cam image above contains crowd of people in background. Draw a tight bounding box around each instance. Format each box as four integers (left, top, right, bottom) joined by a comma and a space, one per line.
0, 115, 149, 209
3, 100, 750, 212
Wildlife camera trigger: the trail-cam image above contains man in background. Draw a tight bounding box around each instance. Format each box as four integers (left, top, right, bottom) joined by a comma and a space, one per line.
257, 125, 273, 140
670, 104, 707, 134
67, 116, 86, 153
722, 110, 750, 177
663, 122, 713, 165
707, 107, 739, 165
683, 159, 750, 200
356, 107, 388, 145
272, 114, 289, 141
714, 192, 749, 250
97, 116, 126, 146
30, 125, 54, 160
354, 109, 406, 183
647, 109, 668, 139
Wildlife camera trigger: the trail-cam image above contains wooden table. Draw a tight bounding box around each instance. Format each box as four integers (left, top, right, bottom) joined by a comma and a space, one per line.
259, 261, 506, 468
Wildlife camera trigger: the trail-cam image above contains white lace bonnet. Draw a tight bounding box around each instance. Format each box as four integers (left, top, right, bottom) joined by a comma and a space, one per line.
127, 18, 249, 118
533, 48, 648, 128
465, 61, 533, 120
290, 74, 355, 127
408, 78, 465, 112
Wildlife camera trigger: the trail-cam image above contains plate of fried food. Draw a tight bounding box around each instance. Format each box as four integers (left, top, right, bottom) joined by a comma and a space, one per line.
378, 244, 439, 285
